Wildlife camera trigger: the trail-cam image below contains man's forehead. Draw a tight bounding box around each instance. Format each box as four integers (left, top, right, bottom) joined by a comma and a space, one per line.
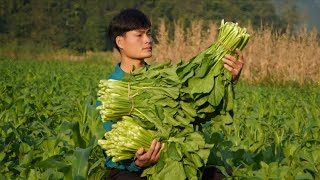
132, 28, 151, 33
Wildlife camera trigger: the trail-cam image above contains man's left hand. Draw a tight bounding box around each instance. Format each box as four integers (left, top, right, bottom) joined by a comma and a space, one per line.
223, 48, 245, 82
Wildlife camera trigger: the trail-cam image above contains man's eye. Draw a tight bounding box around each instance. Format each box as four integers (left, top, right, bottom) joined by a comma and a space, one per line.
137, 34, 142, 37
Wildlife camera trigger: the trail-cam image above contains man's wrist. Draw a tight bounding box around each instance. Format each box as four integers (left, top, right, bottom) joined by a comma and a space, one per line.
133, 160, 143, 169
127, 160, 142, 172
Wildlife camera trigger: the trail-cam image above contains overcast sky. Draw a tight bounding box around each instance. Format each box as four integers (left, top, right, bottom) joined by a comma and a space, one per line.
273, 0, 320, 31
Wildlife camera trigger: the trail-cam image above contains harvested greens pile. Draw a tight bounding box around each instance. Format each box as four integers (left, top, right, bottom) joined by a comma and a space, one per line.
97, 20, 250, 179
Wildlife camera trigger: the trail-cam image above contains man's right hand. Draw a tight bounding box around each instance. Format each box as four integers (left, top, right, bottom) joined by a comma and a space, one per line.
134, 139, 163, 168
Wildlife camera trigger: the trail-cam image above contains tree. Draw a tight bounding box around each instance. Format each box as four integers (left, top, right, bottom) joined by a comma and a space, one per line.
0, 0, 300, 52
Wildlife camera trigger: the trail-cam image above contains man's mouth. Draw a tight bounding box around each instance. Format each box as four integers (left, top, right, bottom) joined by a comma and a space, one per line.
143, 47, 152, 51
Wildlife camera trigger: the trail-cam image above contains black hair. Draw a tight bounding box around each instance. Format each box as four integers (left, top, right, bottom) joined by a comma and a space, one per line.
108, 8, 151, 51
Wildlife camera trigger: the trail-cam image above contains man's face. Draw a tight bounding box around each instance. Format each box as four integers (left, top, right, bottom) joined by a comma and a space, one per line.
117, 28, 152, 60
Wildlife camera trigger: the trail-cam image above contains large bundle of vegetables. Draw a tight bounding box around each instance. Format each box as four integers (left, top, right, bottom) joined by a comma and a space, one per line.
97, 20, 249, 179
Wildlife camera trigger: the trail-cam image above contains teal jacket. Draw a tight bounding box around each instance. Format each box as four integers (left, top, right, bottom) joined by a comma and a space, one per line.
96, 64, 142, 172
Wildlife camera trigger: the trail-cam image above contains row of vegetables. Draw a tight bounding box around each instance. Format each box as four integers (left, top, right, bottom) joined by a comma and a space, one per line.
1, 59, 319, 179
0, 20, 319, 179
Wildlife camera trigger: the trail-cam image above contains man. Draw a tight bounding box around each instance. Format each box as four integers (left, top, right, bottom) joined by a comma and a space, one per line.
99, 8, 245, 180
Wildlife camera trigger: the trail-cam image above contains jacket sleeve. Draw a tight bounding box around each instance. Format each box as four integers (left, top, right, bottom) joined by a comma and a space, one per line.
97, 99, 142, 172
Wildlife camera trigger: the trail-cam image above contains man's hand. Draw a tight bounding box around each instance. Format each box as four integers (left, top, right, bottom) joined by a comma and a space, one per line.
134, 139, 162, 168
223, 48, 245, 82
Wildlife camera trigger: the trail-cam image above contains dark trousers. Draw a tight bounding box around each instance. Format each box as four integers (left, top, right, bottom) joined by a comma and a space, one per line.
107, 169, 147, 180
107, 166, 224, 180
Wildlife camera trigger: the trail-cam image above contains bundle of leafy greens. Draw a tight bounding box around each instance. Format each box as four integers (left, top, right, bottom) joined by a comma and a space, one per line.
97, 20, 250, 179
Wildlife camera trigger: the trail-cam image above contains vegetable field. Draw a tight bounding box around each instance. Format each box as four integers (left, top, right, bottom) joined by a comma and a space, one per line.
0, 58, 319, 179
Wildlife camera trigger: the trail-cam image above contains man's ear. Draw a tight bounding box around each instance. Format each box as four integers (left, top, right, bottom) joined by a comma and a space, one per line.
116, 36, 124, 49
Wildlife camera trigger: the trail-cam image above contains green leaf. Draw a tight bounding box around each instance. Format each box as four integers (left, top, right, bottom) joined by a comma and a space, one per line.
211, 62, 224, 77
72, 146, 93, 180
208, 76, 224, 106
35, 156, 69, 169
175, 125, 194, 138
225, 83, 234, 111
153, 160, 186, 180
149, 95, 166, 103
27, 169, 41, 180
42, 168, 64, 180
0, 173, 8, 180
194, 53, 211, 78
189, 76, 212, 95
87, 159, 103, 176
183, 158, 195, 166
19, 142, 31, 154
221, 113, 233, 124
197, 103, 215, 114
19, 150, 33, 166
194, 95, 208, 107
58, 121, 86, 148
191, 153, 203, 168
163, 114, 180, 126
160, 87, 180, 99
175, 115, 190, 126
295, 172, 314, 180
167, 142, 183, 161
184, 164, 197, 180
141, 163, 156, 177
180, 101, 197, 117
182, 142, 198, 152
39, 139, 60, 159
0, 152, 6, 162
88, 170, 108, 180
154, 105, 165, 120
176, 59, 198, 81
196, 149, 211, 164
154, 98, 179, 108
145, 70, 160, 79
155, 159, 166, 173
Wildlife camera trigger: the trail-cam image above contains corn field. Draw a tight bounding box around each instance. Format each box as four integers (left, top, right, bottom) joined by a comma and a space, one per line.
147, 20, 320, 85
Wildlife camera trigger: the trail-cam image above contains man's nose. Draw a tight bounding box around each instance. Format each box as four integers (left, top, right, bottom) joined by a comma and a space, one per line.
144, 34, 152, 44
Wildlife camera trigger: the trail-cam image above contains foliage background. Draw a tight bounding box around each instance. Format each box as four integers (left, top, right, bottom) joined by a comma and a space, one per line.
0, 0, 320, 179
0, 0, 306, 52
